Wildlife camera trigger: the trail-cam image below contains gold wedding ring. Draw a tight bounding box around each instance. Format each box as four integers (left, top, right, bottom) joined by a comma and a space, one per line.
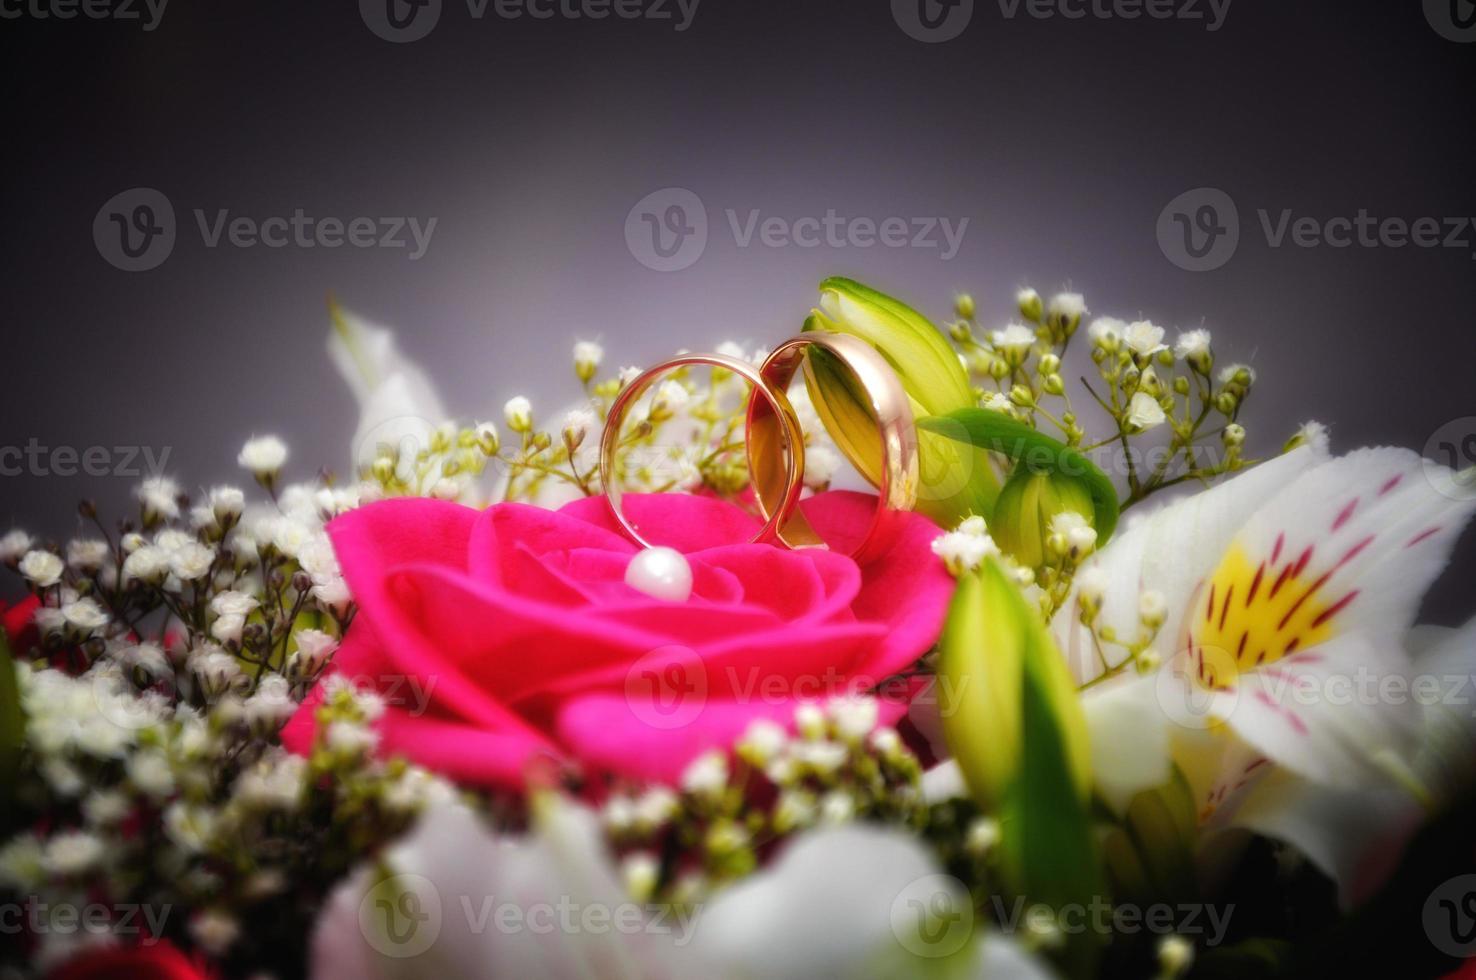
600, 337, 918, 563
745, 332, 919, 564
600, 353, 807, 550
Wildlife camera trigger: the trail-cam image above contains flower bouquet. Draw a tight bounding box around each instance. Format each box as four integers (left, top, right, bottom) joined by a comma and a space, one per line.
2, 278, 1474, 979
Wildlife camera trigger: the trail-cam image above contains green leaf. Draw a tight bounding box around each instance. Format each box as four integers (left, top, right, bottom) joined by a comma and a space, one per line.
918, 408, 1120, 544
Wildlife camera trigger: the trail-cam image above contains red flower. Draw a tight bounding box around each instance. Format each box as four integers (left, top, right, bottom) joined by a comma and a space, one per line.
47, 942, 208, 980
2, 594, 40, 656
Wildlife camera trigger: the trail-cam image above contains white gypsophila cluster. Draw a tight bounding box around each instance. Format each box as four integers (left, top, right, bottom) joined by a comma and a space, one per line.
931, 515, 1001, 576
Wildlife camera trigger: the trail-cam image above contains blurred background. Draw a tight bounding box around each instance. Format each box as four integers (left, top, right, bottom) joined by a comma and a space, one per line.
1, 0, 1473, 619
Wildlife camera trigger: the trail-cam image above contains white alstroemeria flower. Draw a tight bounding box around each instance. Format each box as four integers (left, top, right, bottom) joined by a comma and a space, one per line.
1125, 391, 1167, 431
313, 802, 1048, 980
696, 824, 1051, 980
311, 799, 698, 979
1051, 437, 1476, 900
329, 306, 450, 487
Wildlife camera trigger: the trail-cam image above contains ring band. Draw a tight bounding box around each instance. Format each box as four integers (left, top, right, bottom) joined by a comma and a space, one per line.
745, 332, 919, 564
601, 353, 808, 550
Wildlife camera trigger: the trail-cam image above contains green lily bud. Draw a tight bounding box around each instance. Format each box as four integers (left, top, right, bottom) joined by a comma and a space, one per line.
990, 467, 1095, 570
802, 278, 999, 526
939, 557, 1092, 811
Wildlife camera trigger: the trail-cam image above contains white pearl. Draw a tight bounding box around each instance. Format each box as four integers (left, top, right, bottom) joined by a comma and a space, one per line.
624, 546, 693, 602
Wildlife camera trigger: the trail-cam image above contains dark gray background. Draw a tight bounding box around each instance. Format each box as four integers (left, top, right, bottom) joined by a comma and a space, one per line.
2, 0, 1473, 620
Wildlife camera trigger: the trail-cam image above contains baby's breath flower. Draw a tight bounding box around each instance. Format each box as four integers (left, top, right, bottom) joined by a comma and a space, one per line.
237, 435, 289, 480
990, 323, 1035, 358
634, 786, 679, 829
793, 740, 848, 776
1139, 589, 1168, 628
965, 816, 1001, 856
562, 408, 597, 450
168, 542, 216, 582
121, 545, 169, 585
61, 597, 110, 634
681, 750, 729, 797
19, 550, 64, 588
503, 396, 533, 433
819, 790, 856, 824
1124, 320, 1167, 357
1174, 328, 1212, 365
573, 340, 605, 382
244, 675, 296, 733
325, 719, 379, 756
1158, 935, 1195, 977
474, 420, 500, 455
209, 485, 246, 521
233, 753, 305, 810
1126, 391, 1167, 432
41, 831, 104, 877
0, 834, 46, 891
1087, 317, 1126, 348
827, 696, 878, 742
189, 909, 240, 956
0, 528, 33, 564
1076, 566, 1110, 606
1218, 363, 1256, 387
126, 749, 175, 798
931, 529, 1000, 576
794, 703, 826, 740
65, 539, 109, 572
622, 852, 660, 902
82, 790, 131, 827
290, 629, 339, 677
1015, 287, 1042, 321
737, 718, 788, 765
136, 476, 181, 521
773, 790, 817, 832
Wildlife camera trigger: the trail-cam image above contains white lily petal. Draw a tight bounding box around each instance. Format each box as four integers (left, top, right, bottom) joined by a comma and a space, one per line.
1053, 442, 1330, 685
1082, 675, 1171, 814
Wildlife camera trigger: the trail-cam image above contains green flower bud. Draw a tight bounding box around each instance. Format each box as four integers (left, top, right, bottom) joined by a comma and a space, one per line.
1016, 288, 1043, 324
803, 278, 999, 527
990, 468, 1095, 570
938, 557, 1091, 810
954, 293, 976, 321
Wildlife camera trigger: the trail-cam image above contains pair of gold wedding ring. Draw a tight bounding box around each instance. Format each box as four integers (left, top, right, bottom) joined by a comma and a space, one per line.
600, 333, 919, 564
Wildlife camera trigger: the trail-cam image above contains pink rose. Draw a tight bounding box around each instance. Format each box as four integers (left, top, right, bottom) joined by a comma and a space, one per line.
283, 491, 953, 788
